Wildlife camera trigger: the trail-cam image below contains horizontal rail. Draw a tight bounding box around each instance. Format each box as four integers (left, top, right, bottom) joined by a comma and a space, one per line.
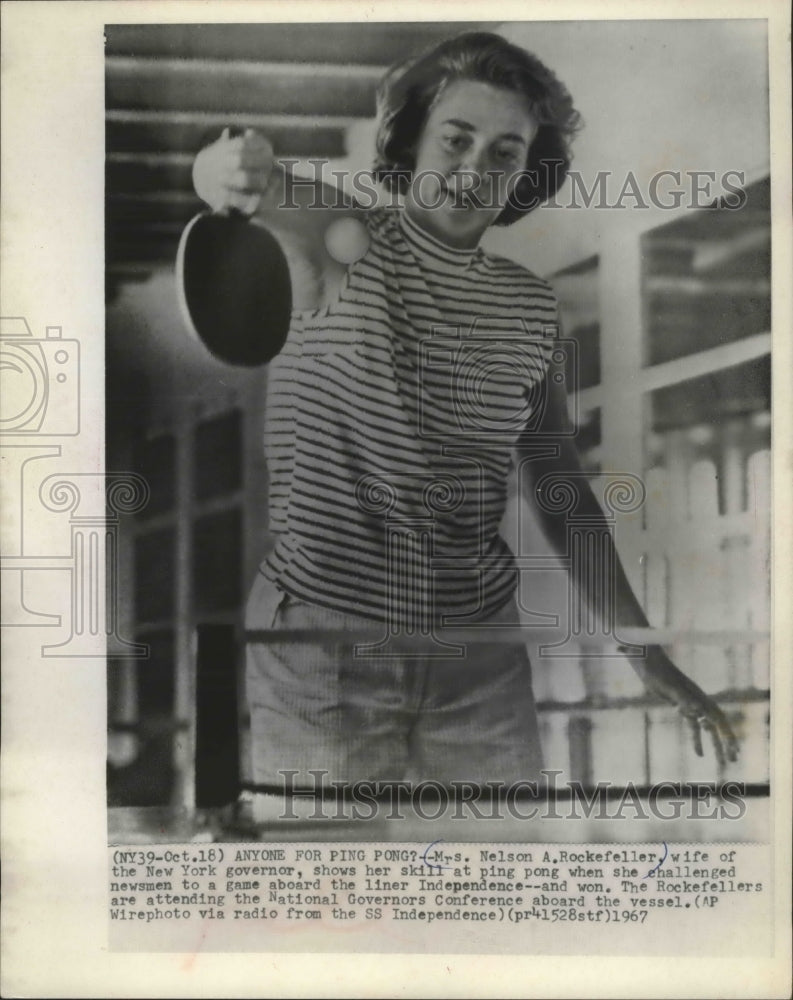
575, 331, 771, 409
106, 108, 360, 130
536, 688, 769, 713
106, 54, 386, 80
238, 780, 771, 800
244, 627, 770, 650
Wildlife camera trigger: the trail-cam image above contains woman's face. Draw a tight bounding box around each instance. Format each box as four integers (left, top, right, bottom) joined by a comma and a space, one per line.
405, 79, 539, 248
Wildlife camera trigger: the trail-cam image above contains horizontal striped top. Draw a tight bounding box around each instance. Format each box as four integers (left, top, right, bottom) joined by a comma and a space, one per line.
261, 206, 558, 626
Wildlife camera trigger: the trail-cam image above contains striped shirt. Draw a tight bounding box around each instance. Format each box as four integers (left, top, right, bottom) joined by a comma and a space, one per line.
261, 206, 557, 626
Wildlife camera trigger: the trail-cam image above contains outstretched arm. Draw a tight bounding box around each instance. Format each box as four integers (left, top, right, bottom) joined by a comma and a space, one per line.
516, 370, 738, 766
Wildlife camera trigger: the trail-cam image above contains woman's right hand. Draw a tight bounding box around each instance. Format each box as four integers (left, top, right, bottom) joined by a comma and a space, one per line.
191, 127, 368, 311
192, 128, 275, 215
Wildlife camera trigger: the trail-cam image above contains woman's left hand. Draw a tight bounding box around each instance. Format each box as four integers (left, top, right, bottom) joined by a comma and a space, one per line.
629, 647, 739, 767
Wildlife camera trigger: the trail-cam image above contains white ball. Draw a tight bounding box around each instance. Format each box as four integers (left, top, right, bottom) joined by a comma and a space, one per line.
107, 732, 139, 768
324, 217, 370, 264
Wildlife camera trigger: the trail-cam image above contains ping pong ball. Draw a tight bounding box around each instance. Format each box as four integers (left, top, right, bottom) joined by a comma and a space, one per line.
325, 217, 370, 264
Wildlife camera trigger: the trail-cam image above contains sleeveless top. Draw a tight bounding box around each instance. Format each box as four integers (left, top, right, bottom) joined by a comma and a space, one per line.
261, 206, 558, 627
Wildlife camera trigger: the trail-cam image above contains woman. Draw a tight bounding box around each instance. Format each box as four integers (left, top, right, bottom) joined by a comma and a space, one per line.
192, 32, 737, 803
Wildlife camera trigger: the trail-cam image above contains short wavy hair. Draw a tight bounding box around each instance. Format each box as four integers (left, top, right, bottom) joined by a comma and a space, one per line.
373, 32, 582, 225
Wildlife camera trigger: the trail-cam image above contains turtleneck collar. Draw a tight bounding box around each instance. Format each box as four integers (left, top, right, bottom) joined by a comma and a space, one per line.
398, 208, 479, 270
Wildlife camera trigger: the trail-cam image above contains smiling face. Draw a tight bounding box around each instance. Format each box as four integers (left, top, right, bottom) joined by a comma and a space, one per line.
404, 79, 539, 248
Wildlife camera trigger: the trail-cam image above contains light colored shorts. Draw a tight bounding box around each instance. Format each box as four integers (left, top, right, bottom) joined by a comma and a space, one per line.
244, 573, 544, 791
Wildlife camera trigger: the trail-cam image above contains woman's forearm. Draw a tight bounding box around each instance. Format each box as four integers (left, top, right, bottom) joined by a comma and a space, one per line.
532, 472, 650, 632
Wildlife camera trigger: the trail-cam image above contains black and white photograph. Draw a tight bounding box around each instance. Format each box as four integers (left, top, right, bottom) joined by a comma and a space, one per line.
105, 18, 770, 841
1, 1, 791, 994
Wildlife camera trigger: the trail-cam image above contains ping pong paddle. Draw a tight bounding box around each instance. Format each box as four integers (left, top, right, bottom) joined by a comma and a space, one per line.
176, 210, 292, 367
